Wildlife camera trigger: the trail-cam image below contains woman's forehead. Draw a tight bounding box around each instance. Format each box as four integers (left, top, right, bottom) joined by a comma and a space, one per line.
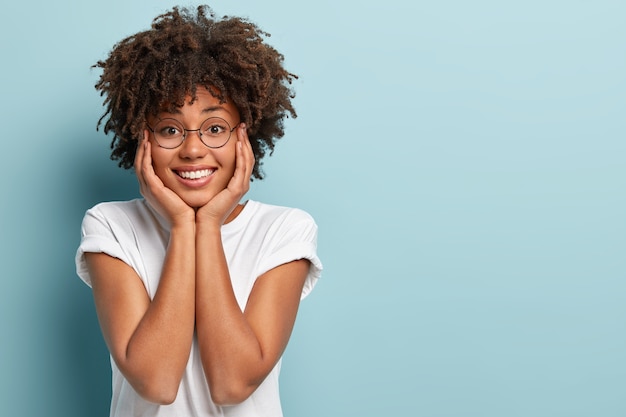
155, 85, 226, 112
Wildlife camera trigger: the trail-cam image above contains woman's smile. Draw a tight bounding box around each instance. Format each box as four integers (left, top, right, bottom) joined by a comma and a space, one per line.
176, 168, 215, 180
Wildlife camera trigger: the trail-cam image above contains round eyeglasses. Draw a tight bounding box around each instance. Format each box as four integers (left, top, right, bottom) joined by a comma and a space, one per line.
146, 117, 239, 149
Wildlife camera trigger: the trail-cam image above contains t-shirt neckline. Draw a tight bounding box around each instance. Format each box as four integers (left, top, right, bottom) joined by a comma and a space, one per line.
142, 198, 256, 234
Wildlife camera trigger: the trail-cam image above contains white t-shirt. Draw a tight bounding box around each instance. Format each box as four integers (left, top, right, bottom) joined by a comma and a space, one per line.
76, 199, 322, 417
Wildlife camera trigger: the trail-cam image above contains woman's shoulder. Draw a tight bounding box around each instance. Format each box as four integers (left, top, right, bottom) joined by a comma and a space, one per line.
245, 200, 316, 225
88, 198, 145, 213
224, 200, 316, 236
84, 198, 156, 226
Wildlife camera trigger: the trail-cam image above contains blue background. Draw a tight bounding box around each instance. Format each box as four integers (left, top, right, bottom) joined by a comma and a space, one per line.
1, 1, 624, 416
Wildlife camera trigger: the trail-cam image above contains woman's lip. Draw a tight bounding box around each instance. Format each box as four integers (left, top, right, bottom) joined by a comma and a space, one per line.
173, 165, 214, 173
176, 168, 215, 179
173, 167, 216, 187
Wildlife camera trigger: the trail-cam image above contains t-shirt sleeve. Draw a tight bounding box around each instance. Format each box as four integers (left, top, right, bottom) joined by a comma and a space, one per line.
75, 205, 134, 288
257, 209, 323, 299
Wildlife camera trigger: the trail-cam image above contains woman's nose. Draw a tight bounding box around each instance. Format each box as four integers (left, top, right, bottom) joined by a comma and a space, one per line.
178, 129, 208, 158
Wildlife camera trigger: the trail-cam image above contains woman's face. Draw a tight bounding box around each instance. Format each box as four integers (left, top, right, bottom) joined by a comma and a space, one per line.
145, 87, 241, 208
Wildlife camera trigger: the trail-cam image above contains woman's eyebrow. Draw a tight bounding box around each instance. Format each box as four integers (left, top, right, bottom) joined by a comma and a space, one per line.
159, 105, 232, 116
160, 107, 182, 115
201, 106, 231, 114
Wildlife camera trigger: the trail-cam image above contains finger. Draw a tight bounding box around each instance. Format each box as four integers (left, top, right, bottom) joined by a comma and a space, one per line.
134, 136, 146, 177
228, 139, 245, 188
134, 136, 149, 195
142, 139, 151, 173
236, 125, 252, 184
141, 140, 162, 190
240, 125, 255, 182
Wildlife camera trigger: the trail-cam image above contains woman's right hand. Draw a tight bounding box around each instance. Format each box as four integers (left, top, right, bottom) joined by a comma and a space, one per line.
134, 134, 195, 227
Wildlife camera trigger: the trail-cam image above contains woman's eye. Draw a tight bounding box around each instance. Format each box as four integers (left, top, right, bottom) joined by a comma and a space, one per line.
159, 126, 182, 137
205, 124, 226, 136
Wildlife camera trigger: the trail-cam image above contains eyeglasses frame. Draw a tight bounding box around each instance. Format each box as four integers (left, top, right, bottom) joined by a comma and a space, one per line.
146, 116, 240, 149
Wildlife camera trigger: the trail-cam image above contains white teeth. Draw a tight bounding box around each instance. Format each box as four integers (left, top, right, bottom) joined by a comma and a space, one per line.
178, 169, 213, 179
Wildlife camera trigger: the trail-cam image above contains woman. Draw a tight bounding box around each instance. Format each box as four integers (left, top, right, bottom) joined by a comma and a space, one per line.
75, 5, 322, 417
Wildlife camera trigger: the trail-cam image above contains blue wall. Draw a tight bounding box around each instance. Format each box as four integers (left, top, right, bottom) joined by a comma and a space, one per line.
1, 1, 624, 416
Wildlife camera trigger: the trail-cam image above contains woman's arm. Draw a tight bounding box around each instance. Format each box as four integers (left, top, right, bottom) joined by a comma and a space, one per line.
194, 225, 309, 405
86, 219, 196, 405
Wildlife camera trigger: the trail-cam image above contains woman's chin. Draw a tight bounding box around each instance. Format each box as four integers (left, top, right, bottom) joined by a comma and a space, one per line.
174, 184, 227, 210
180, 193, 213, 210
187, 199, 211, 209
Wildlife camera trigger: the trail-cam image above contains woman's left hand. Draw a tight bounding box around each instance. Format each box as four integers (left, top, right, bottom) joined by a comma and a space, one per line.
196, 124, 255, 226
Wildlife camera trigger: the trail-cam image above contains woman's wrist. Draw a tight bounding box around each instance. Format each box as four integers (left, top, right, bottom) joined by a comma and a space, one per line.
195, 217, 223, 234
169, 216, 197, 234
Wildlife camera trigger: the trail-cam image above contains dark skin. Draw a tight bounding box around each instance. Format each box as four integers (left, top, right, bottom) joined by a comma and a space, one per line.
86, 89, 309, 405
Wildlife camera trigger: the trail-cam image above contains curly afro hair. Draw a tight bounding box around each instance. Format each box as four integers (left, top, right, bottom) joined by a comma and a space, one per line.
94, 5, 297, 180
